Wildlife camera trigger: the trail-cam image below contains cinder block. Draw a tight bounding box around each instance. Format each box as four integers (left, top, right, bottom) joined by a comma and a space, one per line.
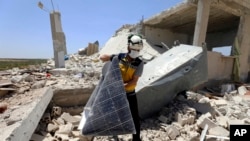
60, 112, 81, 125
47, 123, 59, 133
56, 123, 74, 135
208, 126, 229, 137
54, 133, 69, 141
166, 126, 180, 140
197, 116, 217, 129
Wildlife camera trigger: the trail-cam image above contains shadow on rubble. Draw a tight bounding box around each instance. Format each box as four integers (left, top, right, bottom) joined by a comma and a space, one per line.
140, 90, 216, 140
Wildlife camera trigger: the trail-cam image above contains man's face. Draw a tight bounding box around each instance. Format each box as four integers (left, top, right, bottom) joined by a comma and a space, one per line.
128, 46, 140, 53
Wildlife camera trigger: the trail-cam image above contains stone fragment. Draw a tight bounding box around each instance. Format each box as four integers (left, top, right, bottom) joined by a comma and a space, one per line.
198, 97, 210, 103
208, 126, 229, 137
191, 103, 215, 115
53, 117, 65, 125
52, 106, 62, 117
217, 107, 227, 115
24, 74, 35, 82
0, 88, 16, 97
11, 75, 23, 83
166, 126, 180, 140
213, 99, 228, 107
60, 112, 81, 126
56, 123, 73, 134
17, 86, 30, 94
42, 112, 51, 124
45, 80, 58, 86
47, 123, 59, 132
197, 114, 217, 129
238, 86, 247, 95
54, 133, 69, 141
227, 119, 245, 129
216, 116, 228, 128
30, 133, 50, 141
31, 80, 46, 89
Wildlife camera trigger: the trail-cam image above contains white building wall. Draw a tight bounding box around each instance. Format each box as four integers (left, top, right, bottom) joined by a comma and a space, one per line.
144, 26, 189, 47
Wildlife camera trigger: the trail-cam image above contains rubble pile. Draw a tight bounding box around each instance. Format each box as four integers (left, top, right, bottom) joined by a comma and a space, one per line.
1, 52, 250, 141
92, 87, 250, 141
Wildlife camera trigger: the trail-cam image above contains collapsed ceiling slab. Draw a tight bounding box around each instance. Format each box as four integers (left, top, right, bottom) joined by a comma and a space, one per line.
143, 0, 250, 34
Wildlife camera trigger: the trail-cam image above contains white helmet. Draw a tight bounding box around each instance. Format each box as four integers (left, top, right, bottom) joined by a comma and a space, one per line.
128, 35, 143, 50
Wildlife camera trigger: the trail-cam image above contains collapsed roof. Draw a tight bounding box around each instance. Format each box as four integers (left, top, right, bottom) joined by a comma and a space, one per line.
143, 0, 250, 35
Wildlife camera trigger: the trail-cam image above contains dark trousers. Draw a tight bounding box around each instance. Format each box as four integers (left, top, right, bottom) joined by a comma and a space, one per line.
126, 92, 141, 141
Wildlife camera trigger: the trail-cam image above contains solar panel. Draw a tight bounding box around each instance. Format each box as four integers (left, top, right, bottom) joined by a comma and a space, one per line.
78, 56, 136, 136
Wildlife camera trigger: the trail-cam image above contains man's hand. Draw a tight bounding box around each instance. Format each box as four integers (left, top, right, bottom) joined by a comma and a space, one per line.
99, 54, 111, 62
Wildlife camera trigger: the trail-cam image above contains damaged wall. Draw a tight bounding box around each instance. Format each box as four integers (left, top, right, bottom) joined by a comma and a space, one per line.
206, 29, 237, 50
207, 51, 234, 80
142, 0, 250, 83
144, 26, 189, 48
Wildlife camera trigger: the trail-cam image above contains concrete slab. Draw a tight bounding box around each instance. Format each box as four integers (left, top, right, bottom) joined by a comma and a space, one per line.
0, 79, 12, 87
136, 44, 208, 118
0, 87, 53, 141
53, 86, 94, 107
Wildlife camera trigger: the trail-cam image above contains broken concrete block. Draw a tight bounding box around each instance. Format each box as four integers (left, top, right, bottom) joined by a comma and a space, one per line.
213, 99, 228, 107
71, 130, 81, 137
185, 107, 196, 116
42, 112, 51, 124
198, 97, 210, 103
60, 112, 80, 125
52, 106, 62, 117
17, 86, 30, 94
53, 117, 65, 125
227, 119, 245, 129
238, 86, 247, 95
244, 118, 250, 124
56, 123, 73, 134
166, 126, 180, 140
187, 115, 195, 125
0, 88, 16, 97
216, 116, 228, 128
217, 107, 227, 116
0, 79, 13, 87
31, 80, 46, 89
54, 133, 69, 141
30, 133, 50, 141
208, 126, 229, 137
24, 74, 35, 82
47, 123, 59, 133
197, 115, 217, 129
11, 75, 23, 83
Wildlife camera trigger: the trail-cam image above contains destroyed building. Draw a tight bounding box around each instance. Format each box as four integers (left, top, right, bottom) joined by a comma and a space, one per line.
142, 0, 250, 83
1, 0, 250, 141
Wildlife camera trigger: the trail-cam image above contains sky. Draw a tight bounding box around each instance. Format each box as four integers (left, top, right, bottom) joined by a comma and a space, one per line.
0, 0, 183, 59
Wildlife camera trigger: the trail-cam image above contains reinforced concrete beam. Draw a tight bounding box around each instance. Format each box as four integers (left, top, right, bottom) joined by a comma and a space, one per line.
0, 88, 53, 141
